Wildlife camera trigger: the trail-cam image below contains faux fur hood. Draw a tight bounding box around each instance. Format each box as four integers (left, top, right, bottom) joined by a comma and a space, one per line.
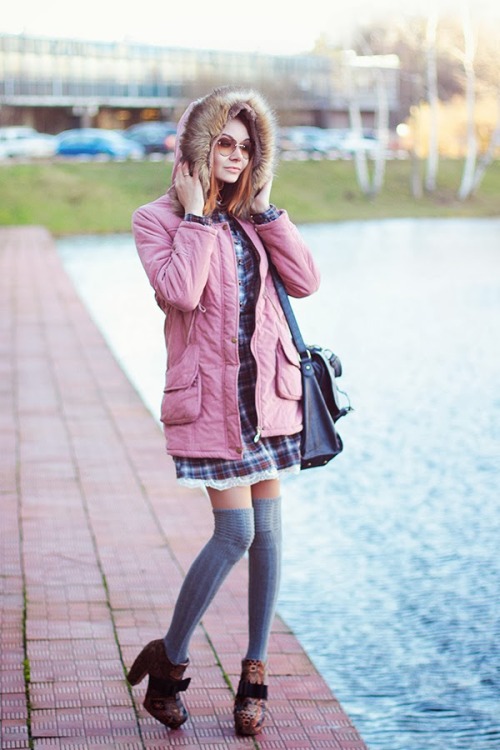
168, 86, 278, 218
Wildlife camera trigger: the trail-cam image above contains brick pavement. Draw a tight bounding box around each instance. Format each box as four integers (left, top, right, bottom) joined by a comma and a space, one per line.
0, 226, 368, 750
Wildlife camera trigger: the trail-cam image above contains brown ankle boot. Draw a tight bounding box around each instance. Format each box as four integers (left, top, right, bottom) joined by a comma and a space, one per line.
127, 639, 190, 729
233, 658, 268, 736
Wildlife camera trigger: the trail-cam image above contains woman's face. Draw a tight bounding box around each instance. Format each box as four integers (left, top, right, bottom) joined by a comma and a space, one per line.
212, 118, 252, 184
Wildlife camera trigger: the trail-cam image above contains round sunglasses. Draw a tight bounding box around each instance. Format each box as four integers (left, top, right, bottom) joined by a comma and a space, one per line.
215, 136, 254, 160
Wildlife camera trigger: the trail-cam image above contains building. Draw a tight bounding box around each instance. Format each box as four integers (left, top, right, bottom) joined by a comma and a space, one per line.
0, 33, 400, 133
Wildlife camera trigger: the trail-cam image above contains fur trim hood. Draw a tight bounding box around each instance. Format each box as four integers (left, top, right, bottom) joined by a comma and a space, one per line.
169, 86, 278, 217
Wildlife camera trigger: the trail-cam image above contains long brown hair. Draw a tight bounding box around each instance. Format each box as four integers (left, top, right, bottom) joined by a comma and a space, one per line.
204, 163, 254, 217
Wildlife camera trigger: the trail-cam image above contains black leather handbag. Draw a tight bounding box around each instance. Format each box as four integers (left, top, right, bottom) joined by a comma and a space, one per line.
270, 265, 352, 470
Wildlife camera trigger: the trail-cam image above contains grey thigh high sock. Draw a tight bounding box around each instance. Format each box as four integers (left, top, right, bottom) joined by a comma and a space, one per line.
246, 496, 282, 661
164, 507, 254, 664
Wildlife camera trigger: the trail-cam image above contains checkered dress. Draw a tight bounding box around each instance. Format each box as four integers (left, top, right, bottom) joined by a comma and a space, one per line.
173, 210, 301, 489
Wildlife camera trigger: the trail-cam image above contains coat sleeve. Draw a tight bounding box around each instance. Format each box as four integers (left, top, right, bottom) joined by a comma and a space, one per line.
132, 204, 218, 312
253, 210, 321, 297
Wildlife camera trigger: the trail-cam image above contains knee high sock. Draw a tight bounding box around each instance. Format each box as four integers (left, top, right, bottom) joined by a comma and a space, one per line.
246, 496, 282, 662
164, 507, 254, 665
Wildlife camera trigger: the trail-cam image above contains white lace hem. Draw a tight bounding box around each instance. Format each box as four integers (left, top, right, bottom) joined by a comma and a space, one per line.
176, 464, 300, 490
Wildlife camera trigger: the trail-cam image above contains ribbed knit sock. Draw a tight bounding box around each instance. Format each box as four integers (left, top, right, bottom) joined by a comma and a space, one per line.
245, 496, 282, 661
164, 507, 255, 664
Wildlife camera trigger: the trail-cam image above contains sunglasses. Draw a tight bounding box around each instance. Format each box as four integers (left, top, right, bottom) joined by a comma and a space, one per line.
215, 136, 254, 160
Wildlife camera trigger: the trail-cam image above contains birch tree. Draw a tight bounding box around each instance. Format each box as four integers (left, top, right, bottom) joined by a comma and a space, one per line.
457, 1, 478, 200
372, 64, 390, 196
470, 96, 500, 194
459, 15, 500, 196
346, 58, 371, 196
425, 12, 439, 192
346, 51, 392, 198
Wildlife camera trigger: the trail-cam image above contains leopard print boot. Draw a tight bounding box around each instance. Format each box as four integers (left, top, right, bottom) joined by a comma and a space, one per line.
127, 639, 190, 729
233, 658, 268, 736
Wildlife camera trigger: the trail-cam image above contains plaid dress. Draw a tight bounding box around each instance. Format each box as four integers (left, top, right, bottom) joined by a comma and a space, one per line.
173, 210, 301, 489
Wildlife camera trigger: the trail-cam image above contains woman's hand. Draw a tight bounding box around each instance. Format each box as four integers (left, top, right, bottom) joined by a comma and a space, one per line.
175, 162, 205, 216
251, 175, 273, 215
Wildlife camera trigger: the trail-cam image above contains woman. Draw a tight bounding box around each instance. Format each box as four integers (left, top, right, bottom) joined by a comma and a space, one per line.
128, 86, 320, 736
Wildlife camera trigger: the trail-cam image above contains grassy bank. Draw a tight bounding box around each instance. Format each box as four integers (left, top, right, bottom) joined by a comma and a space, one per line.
1, 158, 499, 235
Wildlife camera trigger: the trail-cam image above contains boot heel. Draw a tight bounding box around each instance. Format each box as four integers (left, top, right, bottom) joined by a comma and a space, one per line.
127, 647, 149, 685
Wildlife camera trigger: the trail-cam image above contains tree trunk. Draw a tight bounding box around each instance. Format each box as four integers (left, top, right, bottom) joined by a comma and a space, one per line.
425, 12, 439, 192
471, 94, 500, 194
347, 50, 389, 198
410, 149, 423, 199
372, 67, 389, 196
347, 64, 371, 196
458, 1, 478, 200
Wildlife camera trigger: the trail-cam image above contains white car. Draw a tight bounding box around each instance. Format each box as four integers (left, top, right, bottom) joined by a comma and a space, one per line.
0, 126, 58, 159
340, 132, 380, 156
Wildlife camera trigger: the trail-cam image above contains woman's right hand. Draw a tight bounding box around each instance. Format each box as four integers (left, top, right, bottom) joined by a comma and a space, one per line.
175, 162, 205, 216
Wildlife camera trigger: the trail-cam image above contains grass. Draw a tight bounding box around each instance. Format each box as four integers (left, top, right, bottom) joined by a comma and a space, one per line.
0, 157, 499, 235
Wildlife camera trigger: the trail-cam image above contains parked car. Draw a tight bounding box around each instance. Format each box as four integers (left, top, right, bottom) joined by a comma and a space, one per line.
278, 126, 382, 159
0, 126, 57, 159
123, 121, 177, 154
55, 128, 144, 160
279, 126, 332, 158
339, 131, 380, 156
321, 128, 350, 153
279, 126, 358, 159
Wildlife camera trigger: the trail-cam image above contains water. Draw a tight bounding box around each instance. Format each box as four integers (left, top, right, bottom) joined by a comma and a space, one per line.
58, 218, 500, 750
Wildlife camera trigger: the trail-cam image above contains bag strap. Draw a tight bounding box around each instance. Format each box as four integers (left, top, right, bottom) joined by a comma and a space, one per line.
270, 261, 353, 418
269, 262, 310, 363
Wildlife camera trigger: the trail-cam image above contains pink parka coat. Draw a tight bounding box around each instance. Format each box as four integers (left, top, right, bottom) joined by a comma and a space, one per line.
132, 87, 320, 459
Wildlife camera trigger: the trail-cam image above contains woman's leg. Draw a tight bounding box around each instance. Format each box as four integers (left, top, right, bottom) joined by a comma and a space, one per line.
164, 485, 254, 664
127, 485, 255, 729
247, 479, 282, 661
234, 478, 281, 736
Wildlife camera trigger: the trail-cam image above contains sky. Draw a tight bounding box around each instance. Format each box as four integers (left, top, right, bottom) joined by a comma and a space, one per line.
3, 0, 500, 55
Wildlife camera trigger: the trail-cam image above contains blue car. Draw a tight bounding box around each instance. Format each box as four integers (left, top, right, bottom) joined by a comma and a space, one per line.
124, 121, 177, 154
56, 128, 144, 160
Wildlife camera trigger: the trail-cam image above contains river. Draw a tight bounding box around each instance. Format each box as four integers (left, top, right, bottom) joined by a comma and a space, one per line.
57, 217, 500, 750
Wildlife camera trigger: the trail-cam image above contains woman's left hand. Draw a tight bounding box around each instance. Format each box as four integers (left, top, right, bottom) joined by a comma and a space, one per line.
251, 175, 273, 214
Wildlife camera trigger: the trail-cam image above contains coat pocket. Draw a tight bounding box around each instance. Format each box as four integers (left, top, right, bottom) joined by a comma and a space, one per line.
161, 344, 202, 425
275, 338, 302, 401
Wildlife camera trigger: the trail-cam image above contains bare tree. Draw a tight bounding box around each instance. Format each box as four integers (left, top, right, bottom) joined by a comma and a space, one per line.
346, 50, 392, 198
351, 14, 500, 200
460, 15, 500, 196
425, 12, 439, 192
372, 64, 390, 195
468, 95, 500, 195
346, 59, 372, 196
457, 1, 478, 200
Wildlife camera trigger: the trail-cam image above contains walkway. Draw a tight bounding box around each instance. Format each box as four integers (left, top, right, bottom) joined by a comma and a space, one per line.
0, 226, 368, 750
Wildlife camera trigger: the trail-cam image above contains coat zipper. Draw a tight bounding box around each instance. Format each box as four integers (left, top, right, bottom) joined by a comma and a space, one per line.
232, 217, 263, 445
250, 259, 263, 445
